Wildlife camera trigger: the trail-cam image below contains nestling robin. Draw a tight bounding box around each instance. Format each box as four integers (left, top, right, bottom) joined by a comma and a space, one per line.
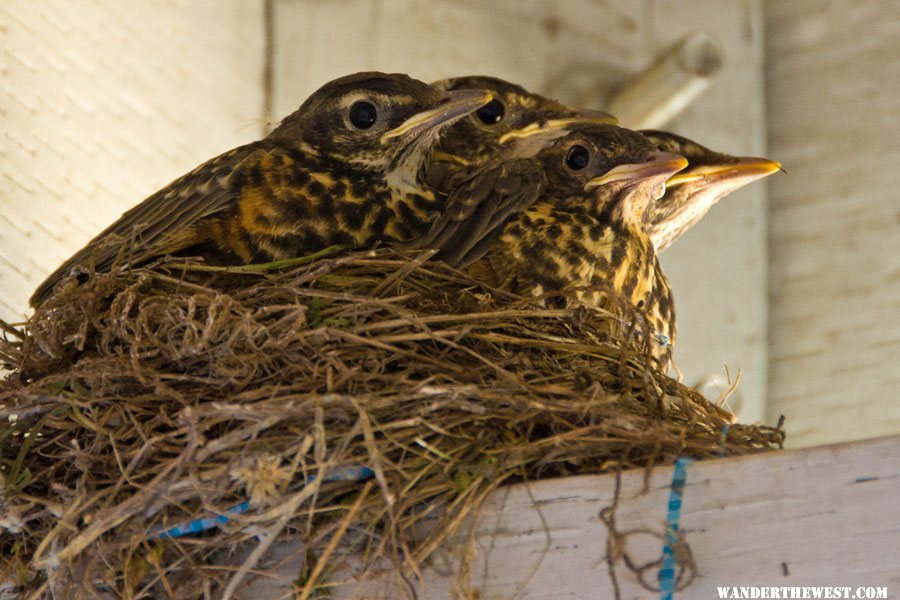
641, 130, 781, 251
30, 72, 492, 307
415, 75, 615, 263
428, 75, 616, 182
427, 76, 777, 255
458, 123, 688, 361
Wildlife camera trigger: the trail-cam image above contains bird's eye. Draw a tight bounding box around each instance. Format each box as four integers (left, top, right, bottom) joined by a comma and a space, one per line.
349, 101, 378, 129
565, 145, 590, 171
475, 99, 505, 125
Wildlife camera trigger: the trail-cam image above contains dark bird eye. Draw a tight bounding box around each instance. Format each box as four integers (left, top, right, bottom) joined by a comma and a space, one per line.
475, 99, 504, 125
566, 145, 590, 170
349, 101, 377, 129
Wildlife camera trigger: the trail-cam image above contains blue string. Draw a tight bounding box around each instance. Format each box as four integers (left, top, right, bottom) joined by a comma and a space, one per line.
152, 465, 374, 539
720, 424, 730, 457
655, 331, 671, 348
659, 457, 692, 599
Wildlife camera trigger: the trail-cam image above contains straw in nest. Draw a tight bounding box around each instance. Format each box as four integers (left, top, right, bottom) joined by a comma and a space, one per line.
0, 247, 784, 598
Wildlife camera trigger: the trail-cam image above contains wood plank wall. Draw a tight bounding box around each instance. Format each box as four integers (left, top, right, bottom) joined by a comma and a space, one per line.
765, 1, 900, 446
0, 1, 265, 321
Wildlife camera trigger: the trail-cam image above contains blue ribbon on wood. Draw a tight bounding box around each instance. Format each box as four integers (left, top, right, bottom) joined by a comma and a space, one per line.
659, 457, 692, 599
151, 464, 374, 539
720, 424, 730, 457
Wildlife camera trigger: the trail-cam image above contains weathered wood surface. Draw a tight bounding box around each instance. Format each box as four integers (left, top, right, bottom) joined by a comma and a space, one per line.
0, 0, 264, 322
237, 435, 900, 598
765, 1, 900, 447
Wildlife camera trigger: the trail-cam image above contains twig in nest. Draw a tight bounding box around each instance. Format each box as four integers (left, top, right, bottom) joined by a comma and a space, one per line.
297, 481, 373, 600
222, 475, 328, 600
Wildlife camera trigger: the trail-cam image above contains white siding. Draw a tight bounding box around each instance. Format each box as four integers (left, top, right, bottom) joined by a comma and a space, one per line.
0, 0, 265, 321
766, 1, 900, 446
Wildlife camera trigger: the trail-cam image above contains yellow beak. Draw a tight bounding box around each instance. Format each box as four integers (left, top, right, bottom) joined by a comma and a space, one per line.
585, 151, 689, 189
666, 157, 782, 186
380, 89, 493, 143
498, 112, 619, 145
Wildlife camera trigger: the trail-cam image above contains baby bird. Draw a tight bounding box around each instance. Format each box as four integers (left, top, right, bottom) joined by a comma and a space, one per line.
458, 123, 687, 362
31, 72, 491, 307
427, 76, 777, 257
428, 75, 616, 181
641, 130, 781, 251
415, 75, 616, 264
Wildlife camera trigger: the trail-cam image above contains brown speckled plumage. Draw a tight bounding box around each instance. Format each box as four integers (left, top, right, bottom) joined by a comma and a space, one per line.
428, 76, 777, 258
31, 72, 490, 307
461, 123, 687, 362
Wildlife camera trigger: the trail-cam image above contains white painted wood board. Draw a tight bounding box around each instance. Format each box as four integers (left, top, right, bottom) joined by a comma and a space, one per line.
0, 1, 265, 322
236, 435, 900, 598
765, 1, 900, 446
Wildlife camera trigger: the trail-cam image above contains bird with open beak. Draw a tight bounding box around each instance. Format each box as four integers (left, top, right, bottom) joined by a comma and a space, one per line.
454, 122, 688, 363
31, 72, 492, 307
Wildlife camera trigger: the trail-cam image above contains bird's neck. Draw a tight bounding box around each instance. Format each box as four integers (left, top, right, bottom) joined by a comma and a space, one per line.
594, 185, 655, 230
385, 141, 433, 197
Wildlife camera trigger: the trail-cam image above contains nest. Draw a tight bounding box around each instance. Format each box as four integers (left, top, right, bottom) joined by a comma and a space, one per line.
0, 247, 784, 598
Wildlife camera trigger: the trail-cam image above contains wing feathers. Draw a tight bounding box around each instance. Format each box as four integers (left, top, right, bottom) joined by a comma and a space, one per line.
414, 159, 547, 267
30, 142, 269, 307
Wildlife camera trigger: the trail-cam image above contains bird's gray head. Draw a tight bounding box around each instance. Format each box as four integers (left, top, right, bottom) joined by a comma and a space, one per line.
641, 129, 781, 200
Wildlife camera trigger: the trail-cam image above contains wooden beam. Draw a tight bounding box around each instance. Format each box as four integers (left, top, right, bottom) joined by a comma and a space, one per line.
237, 435, 900, 598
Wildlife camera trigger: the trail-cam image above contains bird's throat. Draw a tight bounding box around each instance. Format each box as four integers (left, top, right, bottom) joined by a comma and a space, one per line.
385, 127, 444, 197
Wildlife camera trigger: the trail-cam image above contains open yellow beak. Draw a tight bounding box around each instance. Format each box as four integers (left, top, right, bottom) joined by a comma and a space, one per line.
666, 157, 782, 187
498, 112, 619, 145
585, 151, 689, 189
380, 89, 493, 143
